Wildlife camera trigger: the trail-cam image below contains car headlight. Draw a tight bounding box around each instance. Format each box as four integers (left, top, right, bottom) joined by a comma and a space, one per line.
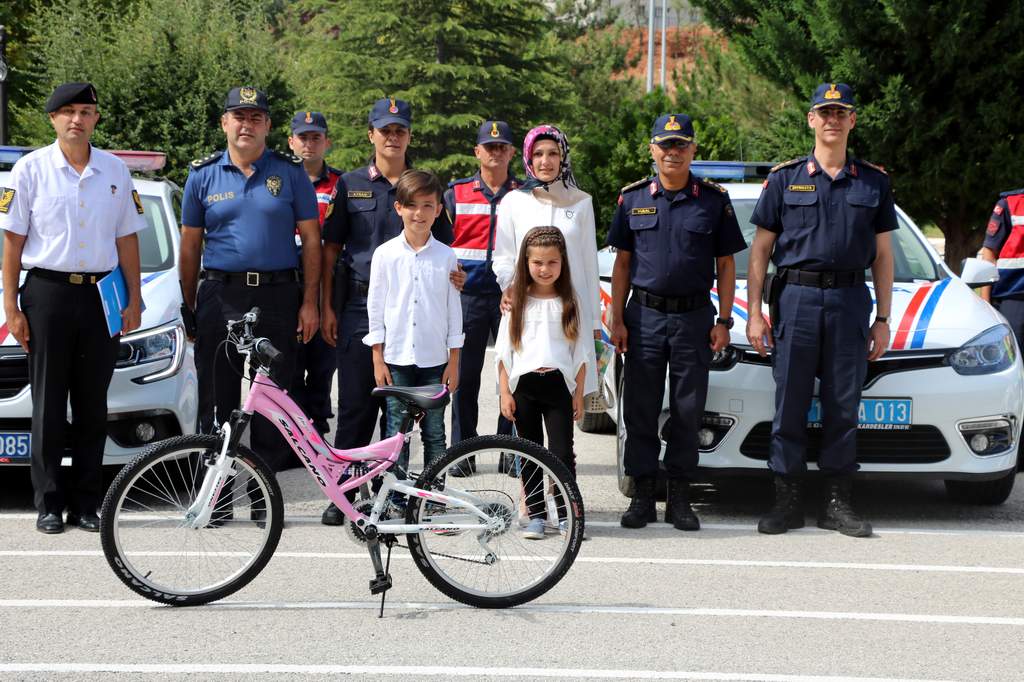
117, 322, 185, 383
710, 345, 739, 371
946, 324, 1016, 375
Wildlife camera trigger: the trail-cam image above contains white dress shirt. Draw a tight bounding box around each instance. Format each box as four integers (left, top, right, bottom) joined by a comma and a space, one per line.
491, 189, 600, 395
363, 233, 464, 367
494, 296, 590, 395
0, 142, 147, 272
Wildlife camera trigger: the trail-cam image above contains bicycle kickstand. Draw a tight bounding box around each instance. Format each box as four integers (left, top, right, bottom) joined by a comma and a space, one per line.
364, 527, 393, 618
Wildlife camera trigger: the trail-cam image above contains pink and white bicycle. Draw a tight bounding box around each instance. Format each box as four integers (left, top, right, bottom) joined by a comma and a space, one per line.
100, 308, 584, 609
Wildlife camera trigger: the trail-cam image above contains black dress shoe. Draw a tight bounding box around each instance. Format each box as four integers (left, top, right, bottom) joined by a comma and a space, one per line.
321, 503, 344, 526
36, 513, 64, 534
250, 508, 267, 529
66, 512, 100, 532
448, 456, 476, 478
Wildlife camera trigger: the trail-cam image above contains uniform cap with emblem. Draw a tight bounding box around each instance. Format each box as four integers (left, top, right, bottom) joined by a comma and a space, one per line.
650, 113, 694, 144
44, 82, 98, 113
476, 120, 513, 145
810, 82, 856, 110
369, 97, 411, 129
224, 86, 270, 113
291, 110, 328, 134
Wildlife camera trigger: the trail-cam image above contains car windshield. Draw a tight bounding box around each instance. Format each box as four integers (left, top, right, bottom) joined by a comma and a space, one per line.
0, 192, 174, 273
730, 196, 942, 282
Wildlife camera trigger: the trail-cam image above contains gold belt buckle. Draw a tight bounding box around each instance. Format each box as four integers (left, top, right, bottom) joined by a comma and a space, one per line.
69, 273, 84, 285
246, 272, 260, 287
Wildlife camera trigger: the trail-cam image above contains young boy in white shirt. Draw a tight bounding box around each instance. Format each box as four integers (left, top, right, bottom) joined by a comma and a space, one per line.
364, 170, 463, 470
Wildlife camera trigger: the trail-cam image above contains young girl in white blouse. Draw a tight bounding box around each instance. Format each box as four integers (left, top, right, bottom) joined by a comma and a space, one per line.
495, 226, 588, 540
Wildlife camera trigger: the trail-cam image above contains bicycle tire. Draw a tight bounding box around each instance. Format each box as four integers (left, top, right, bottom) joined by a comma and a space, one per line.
100, 434, 284, 606
404, 434, 584, 608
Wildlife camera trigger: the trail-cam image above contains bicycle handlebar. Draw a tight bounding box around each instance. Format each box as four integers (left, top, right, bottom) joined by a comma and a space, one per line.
225, 307, 282, 371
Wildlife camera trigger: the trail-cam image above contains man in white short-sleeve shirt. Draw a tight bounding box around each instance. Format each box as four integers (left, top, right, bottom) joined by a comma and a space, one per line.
0, 81, 146, 534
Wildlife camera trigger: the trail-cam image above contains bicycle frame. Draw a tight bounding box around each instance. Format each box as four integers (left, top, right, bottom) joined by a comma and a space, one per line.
211, 369, 499, 536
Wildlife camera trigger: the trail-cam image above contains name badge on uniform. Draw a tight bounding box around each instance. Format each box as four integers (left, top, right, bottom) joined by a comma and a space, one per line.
0, 188, 14, 214
630, 207, 657, 215
787, 184, 816, 192
348, 190, 373, 199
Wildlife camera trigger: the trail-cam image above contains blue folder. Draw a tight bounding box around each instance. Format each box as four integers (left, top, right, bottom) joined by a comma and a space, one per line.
97, 266, 143, 337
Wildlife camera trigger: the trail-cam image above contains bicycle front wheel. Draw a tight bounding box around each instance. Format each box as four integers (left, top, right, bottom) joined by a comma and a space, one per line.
100, 434, 283, 606
405, 435, 584, 608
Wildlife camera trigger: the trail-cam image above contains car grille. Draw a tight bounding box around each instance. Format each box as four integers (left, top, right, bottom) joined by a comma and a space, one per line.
0, 347, 30, 398
737, 347, 948, 388
739, 422, 951, 464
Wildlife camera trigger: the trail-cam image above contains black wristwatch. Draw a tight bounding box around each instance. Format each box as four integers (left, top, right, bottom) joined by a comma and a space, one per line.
716, 316, 734, 329
875, 316, 889, 324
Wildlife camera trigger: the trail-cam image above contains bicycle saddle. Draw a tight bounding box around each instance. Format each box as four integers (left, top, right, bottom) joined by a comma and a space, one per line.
371, 384, 450, 410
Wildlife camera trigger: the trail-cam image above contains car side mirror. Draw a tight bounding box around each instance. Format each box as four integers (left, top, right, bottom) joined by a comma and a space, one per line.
960, 257, 998, 288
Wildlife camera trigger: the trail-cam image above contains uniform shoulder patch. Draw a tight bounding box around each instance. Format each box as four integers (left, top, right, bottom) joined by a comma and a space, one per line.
448, 176, 473, 188
190, 151, 222, 169
273, 149, 302, 165
859, 159, 889, 175
999, 187, 1024, 198
0, 187, 15, 214
769, 157, 805, 174
698, 178, 728, 194
620, 177, 653, 194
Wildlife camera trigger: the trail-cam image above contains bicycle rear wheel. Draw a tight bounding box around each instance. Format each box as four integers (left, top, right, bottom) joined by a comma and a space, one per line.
100, 434, 283, 606
405, 435, 584, 608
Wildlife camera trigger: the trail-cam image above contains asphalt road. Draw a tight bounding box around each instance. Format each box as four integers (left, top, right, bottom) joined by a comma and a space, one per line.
2, 351, 1024, 681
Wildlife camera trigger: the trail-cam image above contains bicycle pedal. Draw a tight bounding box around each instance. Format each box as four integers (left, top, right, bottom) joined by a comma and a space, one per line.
369, 574, 393, 595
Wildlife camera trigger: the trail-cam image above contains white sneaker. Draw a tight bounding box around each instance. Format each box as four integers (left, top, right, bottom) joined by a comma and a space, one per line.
559, 518, 589, 541
521, 518, 546, 539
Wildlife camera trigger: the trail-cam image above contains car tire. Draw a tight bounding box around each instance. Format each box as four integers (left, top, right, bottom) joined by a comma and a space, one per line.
578, 409, 615, 433
944, 471, 1017, 505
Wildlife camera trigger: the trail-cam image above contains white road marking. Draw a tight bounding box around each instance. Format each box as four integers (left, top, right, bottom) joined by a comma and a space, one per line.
4, 549, 1024, 576
0, 663, 956, 681
2, 512, 1024, 538
2, 598, 1024, 627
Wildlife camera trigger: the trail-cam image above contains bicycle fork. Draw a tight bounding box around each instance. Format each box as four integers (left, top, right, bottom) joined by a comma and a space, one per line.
185, 412, 251, 529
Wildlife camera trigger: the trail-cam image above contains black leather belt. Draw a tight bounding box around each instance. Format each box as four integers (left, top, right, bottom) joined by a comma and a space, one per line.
29, 267, 110, 285
782, 269, 865, 289
348, 278, 370, 297
632, 287, 709, 313
201, 269, 298, 286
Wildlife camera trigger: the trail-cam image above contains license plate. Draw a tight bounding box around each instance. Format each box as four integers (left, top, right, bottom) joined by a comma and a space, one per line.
0, 432, 31, 463
807, 398, 912, 430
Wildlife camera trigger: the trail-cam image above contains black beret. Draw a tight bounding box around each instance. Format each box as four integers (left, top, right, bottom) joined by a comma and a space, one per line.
44, 82, 98, 113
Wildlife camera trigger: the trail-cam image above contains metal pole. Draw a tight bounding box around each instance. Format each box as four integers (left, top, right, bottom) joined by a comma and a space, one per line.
0, 26, 8, 145
660, 0, 667, 89
646, 0, 654, 92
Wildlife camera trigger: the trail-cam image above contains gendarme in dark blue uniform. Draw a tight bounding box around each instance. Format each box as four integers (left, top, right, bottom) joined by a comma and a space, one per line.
182, 87, 318, 473
320, 98, 453, 459
749, 84, 898, 484
607, 114, 746, 529
981, 188, 1024, 346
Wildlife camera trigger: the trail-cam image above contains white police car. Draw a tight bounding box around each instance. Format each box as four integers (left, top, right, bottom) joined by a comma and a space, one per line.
0, 147, 197, 467
589, 161, 1024, 505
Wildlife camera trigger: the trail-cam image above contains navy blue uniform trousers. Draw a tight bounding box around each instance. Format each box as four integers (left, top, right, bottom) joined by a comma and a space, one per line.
769, 283, 872, 475
451, 292, 512, 443
333, 288, 387, 450
622, 298, 713, 480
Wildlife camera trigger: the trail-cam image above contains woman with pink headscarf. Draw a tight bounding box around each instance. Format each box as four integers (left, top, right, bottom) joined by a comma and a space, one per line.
492, 124, 600, 397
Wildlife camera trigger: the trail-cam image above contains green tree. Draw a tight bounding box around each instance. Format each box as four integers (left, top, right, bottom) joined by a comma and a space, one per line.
12, 0, 295, 185
691, 0, 1024, 270
282, 0, 575, 179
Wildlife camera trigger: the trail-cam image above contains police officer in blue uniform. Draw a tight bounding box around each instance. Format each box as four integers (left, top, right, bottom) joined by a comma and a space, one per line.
444, 120, 519, 476
319, 98, 456, 525
607, 114, 747, 531
746, 83, 897, 538
180, 87, 320, 486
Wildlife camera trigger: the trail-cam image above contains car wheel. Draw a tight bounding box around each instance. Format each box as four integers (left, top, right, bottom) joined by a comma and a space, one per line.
578, 409, 615, 433
944, 471, 1017, 505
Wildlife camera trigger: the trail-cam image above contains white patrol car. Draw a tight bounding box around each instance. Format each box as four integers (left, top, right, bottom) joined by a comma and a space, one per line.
587, 161, 1024, 505
0, 147, 197, 467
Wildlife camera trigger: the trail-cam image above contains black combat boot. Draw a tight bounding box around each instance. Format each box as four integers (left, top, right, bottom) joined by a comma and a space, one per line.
757, 475, 804, 535
817, 477, 872, 537
620, 477, 658, 528
665, 479, 700, 531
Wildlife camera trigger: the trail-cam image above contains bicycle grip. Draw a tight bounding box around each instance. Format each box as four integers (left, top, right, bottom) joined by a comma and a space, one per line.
255, 338, 281, 367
